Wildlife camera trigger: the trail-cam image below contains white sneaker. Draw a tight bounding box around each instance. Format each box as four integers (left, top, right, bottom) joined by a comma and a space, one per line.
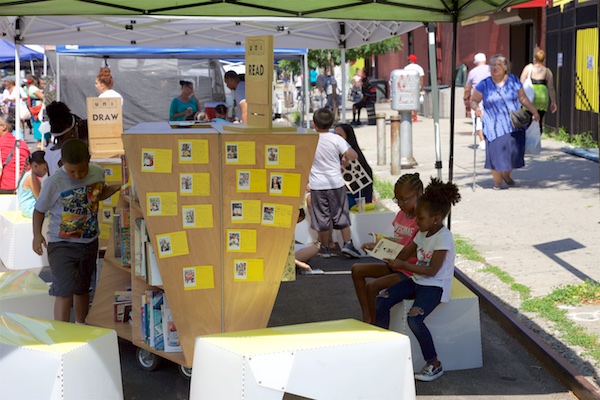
478, 141, 486, 150
414, 363, 443, 382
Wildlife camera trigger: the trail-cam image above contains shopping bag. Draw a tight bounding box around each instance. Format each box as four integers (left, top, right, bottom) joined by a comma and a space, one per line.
525, 121, 541, 154
523, 65, 535, 103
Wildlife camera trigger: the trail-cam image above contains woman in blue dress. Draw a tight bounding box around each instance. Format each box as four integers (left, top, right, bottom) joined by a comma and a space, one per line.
169, 80, 201, 121
470, 54, 539, 190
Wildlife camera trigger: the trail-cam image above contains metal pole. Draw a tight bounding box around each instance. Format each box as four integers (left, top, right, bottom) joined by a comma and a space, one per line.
303, 54, 309, 128
400, 112, 417, 168
447, 13, 458, 230
390, 115, 401, 175
341, 49, 347, 122
376, 112, 386, 165
427, 23, 442, 180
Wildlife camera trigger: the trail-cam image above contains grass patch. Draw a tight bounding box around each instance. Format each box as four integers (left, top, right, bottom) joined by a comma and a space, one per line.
522, 281, 600, 363
480, 265, 531, 300
373, 176, 395, 200
543, 127, 599, 148
454, 235, 485, 263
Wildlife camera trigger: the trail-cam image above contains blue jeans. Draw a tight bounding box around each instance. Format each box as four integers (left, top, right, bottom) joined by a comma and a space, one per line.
375, 279, 443, 362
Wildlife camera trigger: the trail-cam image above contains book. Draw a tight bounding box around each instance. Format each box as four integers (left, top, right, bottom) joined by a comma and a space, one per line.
113, 302, 132, 322
114, 290, 133, 303
150, 291, 164, 350
145, 241, 163, 286
162, 295, 182, 353
367, 238, 404, 261
133, 218, 144, 277
120, 207, 131, 265
113, 214, 121, 258
121, 154, 130, 198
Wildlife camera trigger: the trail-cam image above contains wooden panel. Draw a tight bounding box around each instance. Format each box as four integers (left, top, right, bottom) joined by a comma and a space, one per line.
87, 260, 132, 341
123, 133, 223, 364
221, 132, 318, 331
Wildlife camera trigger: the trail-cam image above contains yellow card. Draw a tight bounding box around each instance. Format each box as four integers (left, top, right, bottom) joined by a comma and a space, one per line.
261, 203, 293, 228
179, 173, 211, 196
99, 223, 111, 239
101, 165, 122, 182
103, 194, 118, 207
226, 229, 257, 253
233, 259, 264, 282
156, 231, 189, 259
183, 266, 215, 290
225, 141, 256, 165
230, 200, 261, 224
178, 139, 209, 164
147, 192, 178, 216
141, 148, 173, 173
265, 144, 295, 169
236, 169, 266, 192
269, 172, 301, 197
182, 204, 213, 229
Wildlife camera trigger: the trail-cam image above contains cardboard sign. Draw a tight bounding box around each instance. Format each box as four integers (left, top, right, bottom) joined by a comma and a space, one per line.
86, 97, 124, 158
246, 35, 274, 128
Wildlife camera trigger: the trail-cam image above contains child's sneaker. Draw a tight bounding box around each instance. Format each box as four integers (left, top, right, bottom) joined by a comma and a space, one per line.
341, 241, 361, 258
319, 245, 331, 259
414, 363, 443, 382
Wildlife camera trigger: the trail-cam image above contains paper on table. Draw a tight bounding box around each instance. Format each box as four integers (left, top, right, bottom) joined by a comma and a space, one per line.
367, 238, 404, 261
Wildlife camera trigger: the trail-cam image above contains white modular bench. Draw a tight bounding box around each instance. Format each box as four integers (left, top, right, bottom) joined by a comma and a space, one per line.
0, 194, 18, 212
0, 312, 123, 400
389, 277, 483, 371
0, 270, 53, 320
0, 210, 49, 269
191, 319, 415, 400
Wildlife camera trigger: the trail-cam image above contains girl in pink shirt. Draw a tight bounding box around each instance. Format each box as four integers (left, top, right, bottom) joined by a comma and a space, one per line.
351, 173, 423, 324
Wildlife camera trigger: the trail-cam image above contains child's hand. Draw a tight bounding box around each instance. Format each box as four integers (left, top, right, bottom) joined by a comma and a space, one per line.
32, 235, 47, 256
383, 258, 404, 270
361, 242, 376, 251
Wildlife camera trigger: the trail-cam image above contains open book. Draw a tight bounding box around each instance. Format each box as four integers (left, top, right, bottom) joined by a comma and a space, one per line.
367, 238, 404, 261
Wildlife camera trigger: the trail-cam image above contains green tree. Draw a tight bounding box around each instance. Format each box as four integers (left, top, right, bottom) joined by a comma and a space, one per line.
278, 37, 403, 73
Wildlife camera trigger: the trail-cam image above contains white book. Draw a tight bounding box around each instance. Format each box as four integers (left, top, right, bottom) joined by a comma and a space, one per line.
367, 238, 404, 261
162, 296, 182, 353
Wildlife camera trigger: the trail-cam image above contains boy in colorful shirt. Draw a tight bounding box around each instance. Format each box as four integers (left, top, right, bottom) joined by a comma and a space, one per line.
33, 138, 121, 323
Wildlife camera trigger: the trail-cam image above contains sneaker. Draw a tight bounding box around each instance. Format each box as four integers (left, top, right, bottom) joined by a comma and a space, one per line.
414, 363, 443, 382
319, 245, 331, 259
341, 241, 361, 258
478, 141, 486, 150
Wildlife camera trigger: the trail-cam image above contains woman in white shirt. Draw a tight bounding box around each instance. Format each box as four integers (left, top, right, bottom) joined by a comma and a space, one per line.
95, 67, 123, 105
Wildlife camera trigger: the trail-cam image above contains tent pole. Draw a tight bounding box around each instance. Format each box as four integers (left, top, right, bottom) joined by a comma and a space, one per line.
56, 52, 61, 101
303, 53, 309, 128
341, 49, 346, 122
427, 23, 442, 181
14, 25, 22, 186
447, 11, 458, 229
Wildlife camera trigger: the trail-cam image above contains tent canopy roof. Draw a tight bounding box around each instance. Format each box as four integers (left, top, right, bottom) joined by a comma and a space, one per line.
0, 0, 528, 49
0, 39, 43, 62
0, 0, 528, 23
56, 45, 307, 60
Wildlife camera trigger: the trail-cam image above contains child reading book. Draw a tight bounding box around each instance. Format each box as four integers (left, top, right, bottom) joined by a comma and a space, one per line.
375, 177, 461, 382
351, 173, 423, 324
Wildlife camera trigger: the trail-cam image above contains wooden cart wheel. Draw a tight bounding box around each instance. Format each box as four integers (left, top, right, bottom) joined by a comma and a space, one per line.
136, 348, 162, 371
179, 365, 193, 379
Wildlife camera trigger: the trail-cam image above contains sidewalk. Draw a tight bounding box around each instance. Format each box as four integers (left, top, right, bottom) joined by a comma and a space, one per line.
343, 101, 600, 337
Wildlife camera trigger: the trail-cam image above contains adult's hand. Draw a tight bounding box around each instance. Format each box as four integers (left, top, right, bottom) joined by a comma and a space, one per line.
550, 103, 557, 113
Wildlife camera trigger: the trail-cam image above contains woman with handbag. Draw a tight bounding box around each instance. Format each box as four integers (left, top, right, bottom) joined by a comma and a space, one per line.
26, 75, 46, 150
519, 50, 557, 131
470, 54, 539, 190
2, 75, 29, 135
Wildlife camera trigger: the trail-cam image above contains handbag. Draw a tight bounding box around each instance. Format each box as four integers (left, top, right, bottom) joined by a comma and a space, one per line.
522, 65, 535, 103
27, 97, 43, 120
496, 87, 532, 129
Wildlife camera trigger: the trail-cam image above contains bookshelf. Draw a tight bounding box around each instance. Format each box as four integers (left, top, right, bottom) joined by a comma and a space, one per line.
87, 121, 318, 368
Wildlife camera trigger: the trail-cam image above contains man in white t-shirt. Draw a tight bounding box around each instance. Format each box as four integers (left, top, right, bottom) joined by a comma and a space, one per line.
464, 53, 490, 150
404, 54, 425, 122
224, 71, 247, 123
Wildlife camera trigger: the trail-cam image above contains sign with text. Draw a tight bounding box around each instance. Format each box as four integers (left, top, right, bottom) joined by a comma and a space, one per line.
86, 97, 124, 157
246, 35, 273, 128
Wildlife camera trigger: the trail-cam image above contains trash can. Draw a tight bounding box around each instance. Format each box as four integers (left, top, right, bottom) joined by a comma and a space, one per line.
370, 79, 388, 103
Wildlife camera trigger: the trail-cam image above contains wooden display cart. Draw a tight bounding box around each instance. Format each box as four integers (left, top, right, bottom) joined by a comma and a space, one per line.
87, 121, 318, 374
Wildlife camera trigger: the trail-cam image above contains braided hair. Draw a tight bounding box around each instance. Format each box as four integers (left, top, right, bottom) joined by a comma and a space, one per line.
420, 177, 461, 219
394, 172, 424, 195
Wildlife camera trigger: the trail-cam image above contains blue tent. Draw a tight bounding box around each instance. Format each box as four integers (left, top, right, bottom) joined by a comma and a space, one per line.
0, 40, 44, 62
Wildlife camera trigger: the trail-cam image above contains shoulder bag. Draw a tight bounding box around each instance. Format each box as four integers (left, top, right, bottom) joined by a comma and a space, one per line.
496, 87, 531, 129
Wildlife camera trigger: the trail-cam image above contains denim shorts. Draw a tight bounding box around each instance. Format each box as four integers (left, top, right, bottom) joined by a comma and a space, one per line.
48, 240, 99, 297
